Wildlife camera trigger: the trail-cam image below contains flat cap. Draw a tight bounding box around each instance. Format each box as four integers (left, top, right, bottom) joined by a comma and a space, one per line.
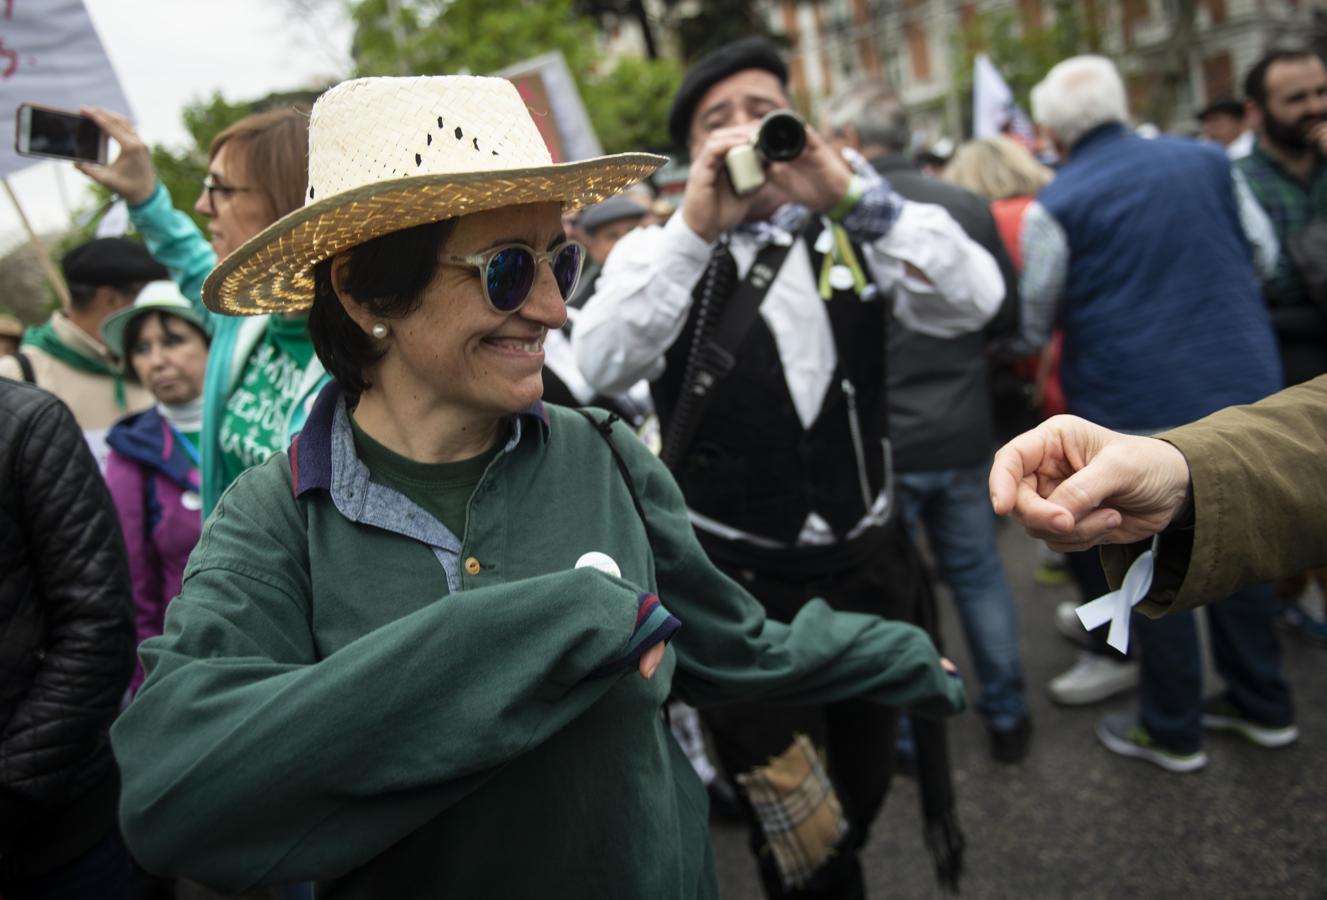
61, 237, 169, 288
1197, 97, 1244, 120
667, 36, 788, 151
578, 194, 649, 234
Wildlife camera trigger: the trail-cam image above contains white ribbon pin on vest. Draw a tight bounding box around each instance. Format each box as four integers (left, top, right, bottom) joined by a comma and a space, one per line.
1073, 549, 1155, 655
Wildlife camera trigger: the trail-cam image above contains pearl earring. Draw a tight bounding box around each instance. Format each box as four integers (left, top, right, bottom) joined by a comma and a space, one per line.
371, 323, 388, 339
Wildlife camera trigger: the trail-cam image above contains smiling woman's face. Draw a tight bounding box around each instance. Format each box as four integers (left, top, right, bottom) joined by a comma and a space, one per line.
379, 201, 569, 421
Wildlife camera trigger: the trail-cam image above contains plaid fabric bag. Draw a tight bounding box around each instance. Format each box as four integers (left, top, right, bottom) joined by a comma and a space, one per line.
736, 733, 850, 890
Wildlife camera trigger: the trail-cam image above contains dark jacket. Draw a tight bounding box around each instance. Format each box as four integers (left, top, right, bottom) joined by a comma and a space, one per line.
872, 153, 1019, 470
0, 378, 136, 879
105, 407, 203, 695
1037, 124, 1282, 429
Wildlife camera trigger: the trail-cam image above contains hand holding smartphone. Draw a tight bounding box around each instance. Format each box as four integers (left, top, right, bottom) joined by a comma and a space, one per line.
15, 103, 109, 164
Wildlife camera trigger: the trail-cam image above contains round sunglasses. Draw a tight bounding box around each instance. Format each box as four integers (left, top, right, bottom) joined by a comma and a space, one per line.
443, 240, 586, 314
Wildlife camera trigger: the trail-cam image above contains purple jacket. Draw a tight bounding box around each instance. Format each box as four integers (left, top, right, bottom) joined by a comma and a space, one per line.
104, 408, 202, 695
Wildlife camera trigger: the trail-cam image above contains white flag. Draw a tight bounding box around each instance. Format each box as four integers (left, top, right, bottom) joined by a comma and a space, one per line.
973, 54, 1035, 145
0, 0, 132, 178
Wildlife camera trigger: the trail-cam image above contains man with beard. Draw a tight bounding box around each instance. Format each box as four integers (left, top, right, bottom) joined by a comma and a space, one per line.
1236, 49, 1327, 384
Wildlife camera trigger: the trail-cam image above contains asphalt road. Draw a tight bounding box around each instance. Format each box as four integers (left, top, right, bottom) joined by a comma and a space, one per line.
710, 524, 1326, 899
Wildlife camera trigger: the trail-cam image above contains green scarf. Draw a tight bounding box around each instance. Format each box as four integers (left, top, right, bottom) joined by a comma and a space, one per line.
22, 319, 127, 410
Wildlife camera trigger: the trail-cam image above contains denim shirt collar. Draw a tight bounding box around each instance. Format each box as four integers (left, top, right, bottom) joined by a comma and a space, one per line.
291, 380, 548, 500
288, 380, 549, 591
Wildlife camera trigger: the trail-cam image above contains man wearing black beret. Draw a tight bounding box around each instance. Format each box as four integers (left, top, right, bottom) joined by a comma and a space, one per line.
0, 238, 166, 454
575, 35, 1004, 899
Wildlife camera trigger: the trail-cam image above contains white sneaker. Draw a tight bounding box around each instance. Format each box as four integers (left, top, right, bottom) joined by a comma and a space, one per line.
1048, 651, 1140, 705
1055, 601, 1094, 648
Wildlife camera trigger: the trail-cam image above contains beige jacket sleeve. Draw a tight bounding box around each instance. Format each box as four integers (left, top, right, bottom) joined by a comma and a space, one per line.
1102, 375, 1327, 616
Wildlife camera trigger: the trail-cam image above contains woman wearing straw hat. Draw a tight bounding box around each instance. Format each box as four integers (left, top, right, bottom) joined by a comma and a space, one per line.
101, 282, 211, 701
110, 76, 964, 899
79, 105, 327, 519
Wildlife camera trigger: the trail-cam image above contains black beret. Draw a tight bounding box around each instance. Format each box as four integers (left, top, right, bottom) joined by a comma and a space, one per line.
667, 36, 788, 151
1197, 97, 1244, 120
61, 237, 168, 288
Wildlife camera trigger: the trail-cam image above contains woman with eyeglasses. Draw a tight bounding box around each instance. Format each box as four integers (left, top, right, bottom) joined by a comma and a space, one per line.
80, 106, 327, 517
109, 76, 965, 899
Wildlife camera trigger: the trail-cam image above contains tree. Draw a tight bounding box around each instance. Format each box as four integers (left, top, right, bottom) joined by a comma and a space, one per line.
71, 89, 323, 247
582, 55, 681, 153
952, 0, 1104, 117
349, 0, 681, 154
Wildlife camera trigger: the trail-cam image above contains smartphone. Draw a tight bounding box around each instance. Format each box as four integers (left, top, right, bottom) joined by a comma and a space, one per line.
15, 103, 108, 164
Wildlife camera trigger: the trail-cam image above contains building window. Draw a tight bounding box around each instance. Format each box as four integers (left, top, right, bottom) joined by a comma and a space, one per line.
906, 19, 932, 81
1019, 0, 1043, 32
1123, 0, 1149, 48
1202, 52, 1234, 102
1204, 0, 1227, 25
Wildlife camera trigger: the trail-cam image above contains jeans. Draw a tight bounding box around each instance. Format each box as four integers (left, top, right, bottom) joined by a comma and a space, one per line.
899, 464, 1028, 730
1135, 581, 1294, 753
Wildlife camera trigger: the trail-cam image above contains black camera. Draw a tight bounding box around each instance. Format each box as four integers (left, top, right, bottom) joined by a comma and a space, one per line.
724, 110, 807, 195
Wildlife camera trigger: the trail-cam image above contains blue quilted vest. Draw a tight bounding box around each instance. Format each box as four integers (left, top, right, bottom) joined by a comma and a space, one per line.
1038, 123, 1282, 429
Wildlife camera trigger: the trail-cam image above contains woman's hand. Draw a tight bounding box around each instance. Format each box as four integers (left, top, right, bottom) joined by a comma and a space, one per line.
74, 106, 158, 205
638, 641, 666, 680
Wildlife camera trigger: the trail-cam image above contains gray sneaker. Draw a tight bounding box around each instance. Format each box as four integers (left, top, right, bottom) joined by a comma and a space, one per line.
1048, 651, 1139, 705
1202, 696, 1299, 748
1054, 601, 1094, 648
1096, 714, 1207, 773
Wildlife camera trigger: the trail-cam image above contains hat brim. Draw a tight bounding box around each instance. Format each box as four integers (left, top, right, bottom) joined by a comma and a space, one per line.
102, 301, 211, 364
203, 152, 667, 316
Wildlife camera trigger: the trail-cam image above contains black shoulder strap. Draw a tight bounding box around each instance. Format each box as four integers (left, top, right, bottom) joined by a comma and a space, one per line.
659, 236, 796, 469
574, 409, 648, 529
11, 351, 35, 385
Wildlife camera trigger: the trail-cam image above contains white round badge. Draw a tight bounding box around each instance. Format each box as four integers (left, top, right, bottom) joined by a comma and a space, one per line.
180, 491, 203, 511
828, 265, 855, 292
575, 551, 621, 578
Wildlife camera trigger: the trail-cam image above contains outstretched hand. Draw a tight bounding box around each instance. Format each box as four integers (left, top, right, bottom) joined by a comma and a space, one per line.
989, 415, 1193, 552
74, 106, 158, 206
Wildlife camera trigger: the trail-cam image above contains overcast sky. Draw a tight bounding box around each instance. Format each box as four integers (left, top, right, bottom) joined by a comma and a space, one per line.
1, 0, 354, 249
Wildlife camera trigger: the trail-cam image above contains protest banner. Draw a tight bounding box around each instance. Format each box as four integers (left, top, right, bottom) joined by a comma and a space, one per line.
495, 51, 602, 162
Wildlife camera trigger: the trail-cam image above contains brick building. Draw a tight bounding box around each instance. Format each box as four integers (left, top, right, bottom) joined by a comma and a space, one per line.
767, 0, 1326, 145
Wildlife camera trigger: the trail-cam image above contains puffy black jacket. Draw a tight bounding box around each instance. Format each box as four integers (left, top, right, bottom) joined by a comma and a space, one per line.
0, 377, 135, 878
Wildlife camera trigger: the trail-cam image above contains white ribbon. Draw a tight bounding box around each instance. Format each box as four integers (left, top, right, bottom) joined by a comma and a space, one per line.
1073, 550, 1155, 654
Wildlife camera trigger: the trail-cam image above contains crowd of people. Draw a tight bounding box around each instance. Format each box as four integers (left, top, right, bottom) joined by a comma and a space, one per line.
0, 35, 1322, 900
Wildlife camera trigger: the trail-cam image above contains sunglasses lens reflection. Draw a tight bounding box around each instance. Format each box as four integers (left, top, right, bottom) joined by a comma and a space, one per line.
486, 247, 536, 312
553, 244, 583, 299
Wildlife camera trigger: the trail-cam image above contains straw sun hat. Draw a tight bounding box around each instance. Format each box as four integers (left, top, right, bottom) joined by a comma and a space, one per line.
202, 76, 666, 316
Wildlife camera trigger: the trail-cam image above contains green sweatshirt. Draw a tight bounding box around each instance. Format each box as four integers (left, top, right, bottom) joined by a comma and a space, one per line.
111, 390, 964, 898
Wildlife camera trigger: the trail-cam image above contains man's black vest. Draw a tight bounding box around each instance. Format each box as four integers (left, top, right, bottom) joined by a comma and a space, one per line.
652, 219, 887, 546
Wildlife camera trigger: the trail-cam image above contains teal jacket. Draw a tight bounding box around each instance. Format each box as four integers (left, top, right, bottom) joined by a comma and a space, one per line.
127, 183, 329, 516
110, 384, 966, 898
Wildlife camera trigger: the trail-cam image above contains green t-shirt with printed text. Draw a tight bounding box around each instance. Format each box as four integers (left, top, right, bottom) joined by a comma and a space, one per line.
218, 314, 315, 488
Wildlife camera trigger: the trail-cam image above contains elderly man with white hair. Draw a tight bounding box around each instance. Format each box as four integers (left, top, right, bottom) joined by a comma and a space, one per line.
1018, 55, 1296, 773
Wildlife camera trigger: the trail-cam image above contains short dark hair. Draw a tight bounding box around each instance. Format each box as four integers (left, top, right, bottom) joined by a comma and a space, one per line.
309, 218, 456, 396
1197, 97, 1244, 121
1244, 49, 1323, 108
121, 311, 211, 383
